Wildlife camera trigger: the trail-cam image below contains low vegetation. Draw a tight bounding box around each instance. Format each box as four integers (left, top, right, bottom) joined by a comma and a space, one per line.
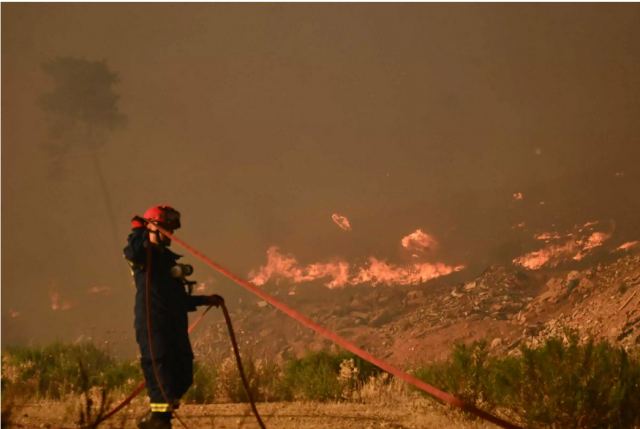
2, 342, 140, 399
3, 335, 639, 428
414, 334, 640, 428
278, 350, 382, 401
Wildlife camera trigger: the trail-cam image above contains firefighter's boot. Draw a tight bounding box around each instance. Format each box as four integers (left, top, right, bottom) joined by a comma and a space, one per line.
137, 412, 172, 429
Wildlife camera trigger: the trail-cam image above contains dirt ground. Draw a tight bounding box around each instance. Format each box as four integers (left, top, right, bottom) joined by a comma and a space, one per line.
7, 399, 499, 429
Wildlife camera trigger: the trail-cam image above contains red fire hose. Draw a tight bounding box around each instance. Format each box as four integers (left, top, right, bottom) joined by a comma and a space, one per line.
152, 226, 522, 429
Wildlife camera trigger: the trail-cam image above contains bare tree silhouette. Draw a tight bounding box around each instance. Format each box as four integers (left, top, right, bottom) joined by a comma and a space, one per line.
40, 57, 127, 249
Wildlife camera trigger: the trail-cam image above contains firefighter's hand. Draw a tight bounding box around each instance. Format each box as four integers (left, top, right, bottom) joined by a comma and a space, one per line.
205, 294, 225, 307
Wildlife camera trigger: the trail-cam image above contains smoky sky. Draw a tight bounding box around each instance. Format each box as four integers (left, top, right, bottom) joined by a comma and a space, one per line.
2, 4, 640, 355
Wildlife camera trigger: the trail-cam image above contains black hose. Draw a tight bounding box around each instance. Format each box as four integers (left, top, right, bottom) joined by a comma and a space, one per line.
220, 302, 267, 429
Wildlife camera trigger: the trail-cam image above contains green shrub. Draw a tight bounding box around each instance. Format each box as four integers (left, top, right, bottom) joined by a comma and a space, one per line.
279, 350, 381, 401
253, 357, 284, 402
414, 341, 491, 406
7, 336, 638, 428
414, 335, 640, 428
2, 342, 140, 399
508, 335, 640, 428
215, 354, 282, 403
183, 361, 217, 404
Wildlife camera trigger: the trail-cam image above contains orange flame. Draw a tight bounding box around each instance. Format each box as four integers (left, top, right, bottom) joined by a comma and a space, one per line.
250, 246, 304, 286
616, 241, 639, 251
513, 223, 612, 270
249, 247, 351, 288
331, 213, 352, 231
304, 261, 351, 287
352, 258, 463, 286
401, 229, 437, 253
513, 242, 575, 270
573, 231, 610, 260
535, 232, 563, 241
249, 246, 463, 288
578, 220, 599, 232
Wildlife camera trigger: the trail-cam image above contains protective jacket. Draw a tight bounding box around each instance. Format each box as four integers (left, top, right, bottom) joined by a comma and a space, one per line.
123, 227, 208, 405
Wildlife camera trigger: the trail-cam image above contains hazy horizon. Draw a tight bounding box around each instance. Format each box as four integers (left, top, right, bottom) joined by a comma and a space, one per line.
3, 4, 639, 356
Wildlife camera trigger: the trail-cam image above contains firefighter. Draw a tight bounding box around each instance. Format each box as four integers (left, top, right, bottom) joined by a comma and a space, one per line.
124, 205, 223, 429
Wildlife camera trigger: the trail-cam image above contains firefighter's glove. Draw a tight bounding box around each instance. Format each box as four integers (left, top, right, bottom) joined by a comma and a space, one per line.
205, 294, 225, 307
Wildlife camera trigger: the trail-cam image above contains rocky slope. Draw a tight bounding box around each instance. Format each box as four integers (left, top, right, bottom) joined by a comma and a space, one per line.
192, 253, 640, 366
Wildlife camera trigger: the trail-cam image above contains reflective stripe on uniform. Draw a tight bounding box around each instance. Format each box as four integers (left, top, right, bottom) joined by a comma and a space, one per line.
150, 403, 172, 412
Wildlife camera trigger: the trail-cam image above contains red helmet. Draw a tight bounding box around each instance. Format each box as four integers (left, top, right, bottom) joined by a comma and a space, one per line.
142, 205, 181, 230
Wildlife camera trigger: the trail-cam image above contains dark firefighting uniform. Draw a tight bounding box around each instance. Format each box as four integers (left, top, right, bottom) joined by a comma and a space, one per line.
123, 227, 209, 413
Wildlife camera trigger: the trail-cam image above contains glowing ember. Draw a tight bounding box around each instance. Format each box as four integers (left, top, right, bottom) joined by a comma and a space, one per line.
9, 309, 20, 319
331, 213, 352, 231
579, 220, 599, 231
87, 285, 111, 295
616, 241, 639, 251
535, 232, 563, 241
513, 192, 524, 200
249, 246, 463, 288
49, 291, 73, 311
194, 276, 216, 293
50, 291, 60, 310
401, 229, 437, 253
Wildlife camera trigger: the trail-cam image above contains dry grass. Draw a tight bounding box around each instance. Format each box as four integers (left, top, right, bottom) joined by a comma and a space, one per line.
7, 398, 497, 429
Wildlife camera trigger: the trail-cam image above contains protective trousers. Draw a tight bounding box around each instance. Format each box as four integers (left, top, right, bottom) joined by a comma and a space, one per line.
140, 352, 194, 410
